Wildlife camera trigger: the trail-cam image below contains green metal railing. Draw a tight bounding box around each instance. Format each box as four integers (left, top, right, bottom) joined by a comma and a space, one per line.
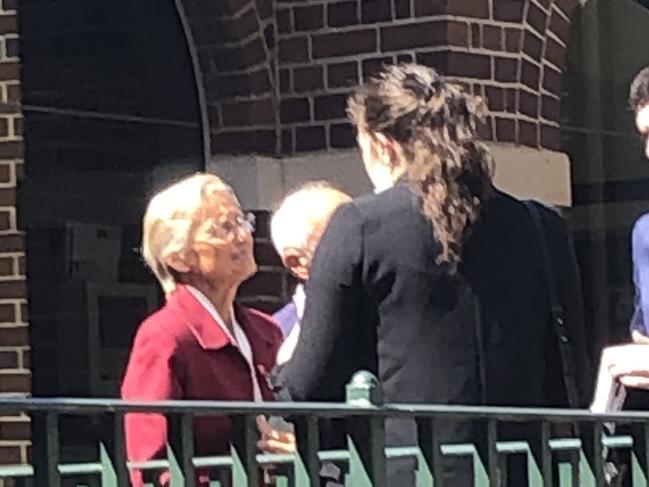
0, 370, 648, 486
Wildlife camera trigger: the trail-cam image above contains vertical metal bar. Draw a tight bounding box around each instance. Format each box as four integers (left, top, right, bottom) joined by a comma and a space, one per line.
416, 417, 442, 486
294, 415, 320, 486
645, 423, 649, 486
486, 420, 499, 487
540, 422, 552, 487
109, 412, 129, 486
592, 422, 605, 487
100, 442, 117, 487
347, 415, 387, 487
32, 412, 60, 487
168, 413, 195, 486
231, 414, 259, 487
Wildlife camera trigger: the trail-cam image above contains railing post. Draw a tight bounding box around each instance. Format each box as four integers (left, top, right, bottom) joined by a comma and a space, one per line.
231, 414, 259, 487
346, 370, 387, 487
294, 415, 320, 486
32, 411, 61, 487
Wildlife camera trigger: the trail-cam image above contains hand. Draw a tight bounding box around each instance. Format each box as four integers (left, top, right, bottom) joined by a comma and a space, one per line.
632, 330, 649, 344
256, 416, 296, 454
603, 344, 649, 390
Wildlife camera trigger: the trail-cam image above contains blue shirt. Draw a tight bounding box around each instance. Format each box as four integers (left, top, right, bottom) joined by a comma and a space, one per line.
631, 213, 649, 335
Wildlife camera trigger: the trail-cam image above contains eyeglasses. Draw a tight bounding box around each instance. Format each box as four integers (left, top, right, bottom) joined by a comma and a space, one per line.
204, 212, 256, 241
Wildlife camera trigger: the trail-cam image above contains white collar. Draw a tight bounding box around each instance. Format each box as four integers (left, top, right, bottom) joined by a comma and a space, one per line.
185, 285, 238, 344
293, 283, 306, 320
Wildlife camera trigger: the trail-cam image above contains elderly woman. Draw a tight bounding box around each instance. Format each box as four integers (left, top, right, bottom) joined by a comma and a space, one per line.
121, 173, 282, 486
275, 64, 590, 486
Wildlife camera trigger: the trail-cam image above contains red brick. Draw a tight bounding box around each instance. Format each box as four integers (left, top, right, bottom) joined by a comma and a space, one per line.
279, 36, 309, 63
483, 25, 502, 51
545, 36, 566, 70
0, 421, 30, 441
505, 28, 522, 52
416, 51, 446, 71
0, 164, 10, 184
0, 327, 26, 347
211, 70, 271, 99
277, 7, 292, 34
22, 349, 29, 368
0, 16, 17, 35
381, 21, 444, 52
526, 2, 548, 35
5, 38, 18, 59
521, 60, 540, 89
0, 211, 10, 231
330, 123, 356, 148
0, 119, 8, 138
0, 373, 30, 393
295, 125, 326, 151
327, 61, 359, 89
281, 128, 294, 154
555, 0, 579, 17
312, 30, 377, 58
549, 8, 571, 44
494, 0, 524, 22
447, 21, 469, 47
11, 117, 21, 137
222, 98, 275, 127
471, 24, 481, 48
495, 57, 518, 83
541, 95, 561, 122
495, 117, 516, 143
0, 142, 21, 159
0, 235, 23, 253
1, 0, 16, 11
447, 0, 488, 17
446, 52, 490, 78
485, 86, 505, 112
0, 188, 14, 206
294, 4, 324, 31
314, 93, 348, 121
523, 32, 543, 60
519, 91, 538, 117
541, 124, 561, 150
362, 0, 392, 23
394, 0, 411, 18
212, 129, 277, 155
328, 1, 359, 27
396, 53, 414, 63
279, 69, 291, 94
542, 65, 562, 95
519, 120, 539, 147
0, 303, 14, 323
0, 351, 17, 369
413, 0, 444, 16
0, 445, 21, 465
16, 256, 23, 276
5, 84, 18, 103
293, 66, 324, 93
19, 303, 26, 323
0, 281, 25, 299
0, 257, 12, 276
281, 97, 311, 124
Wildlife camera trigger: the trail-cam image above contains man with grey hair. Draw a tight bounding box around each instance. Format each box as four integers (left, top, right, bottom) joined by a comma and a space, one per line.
271, 181, 351, 364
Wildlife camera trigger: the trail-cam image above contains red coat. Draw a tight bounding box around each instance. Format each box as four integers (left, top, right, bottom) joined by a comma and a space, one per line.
121, 284, 282, 486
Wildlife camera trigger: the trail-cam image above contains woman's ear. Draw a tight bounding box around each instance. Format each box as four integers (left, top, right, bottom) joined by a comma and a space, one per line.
373, 133, 399, 167
166, 250, 195, 274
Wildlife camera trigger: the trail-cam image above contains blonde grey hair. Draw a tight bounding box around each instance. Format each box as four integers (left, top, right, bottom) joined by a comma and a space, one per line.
271, 181, 351, 256
141, 173, 235, 294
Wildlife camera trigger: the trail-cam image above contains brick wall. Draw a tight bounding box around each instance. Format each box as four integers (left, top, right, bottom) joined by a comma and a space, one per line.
275, 0, 580, 153
0, 0, 31, 466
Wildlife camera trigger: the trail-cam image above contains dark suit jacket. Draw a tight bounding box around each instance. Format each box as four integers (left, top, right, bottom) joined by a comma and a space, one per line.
121, 284, 282, 487
276, 183, 591, 485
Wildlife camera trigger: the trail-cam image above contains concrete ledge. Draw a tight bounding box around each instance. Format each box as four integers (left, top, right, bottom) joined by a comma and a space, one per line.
209, 142, 572, 210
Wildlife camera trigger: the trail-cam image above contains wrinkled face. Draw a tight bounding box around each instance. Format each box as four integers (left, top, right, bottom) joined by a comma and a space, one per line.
636, 103, 649, 160
186, 191, 257, 286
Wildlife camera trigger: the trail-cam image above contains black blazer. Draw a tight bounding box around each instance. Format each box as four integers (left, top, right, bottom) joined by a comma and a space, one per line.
276, 182, 591, 485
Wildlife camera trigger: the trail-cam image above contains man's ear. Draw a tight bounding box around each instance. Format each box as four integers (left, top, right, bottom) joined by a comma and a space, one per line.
281, 247, 309, 281
166, 250, 195, 274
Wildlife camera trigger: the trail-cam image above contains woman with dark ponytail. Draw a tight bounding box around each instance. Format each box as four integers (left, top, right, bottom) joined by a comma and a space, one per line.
275, 64, 589, 486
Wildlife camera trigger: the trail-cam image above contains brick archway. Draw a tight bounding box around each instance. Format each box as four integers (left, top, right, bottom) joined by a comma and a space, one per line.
178, 0, 280, 156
